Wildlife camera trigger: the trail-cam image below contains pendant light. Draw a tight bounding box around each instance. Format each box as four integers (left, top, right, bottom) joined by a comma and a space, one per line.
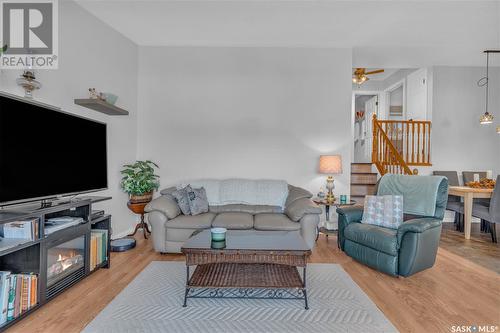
479, 51, 494, 124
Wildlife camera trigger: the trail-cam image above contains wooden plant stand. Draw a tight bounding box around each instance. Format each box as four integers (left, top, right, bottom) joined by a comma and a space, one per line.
127, 201, 151, 239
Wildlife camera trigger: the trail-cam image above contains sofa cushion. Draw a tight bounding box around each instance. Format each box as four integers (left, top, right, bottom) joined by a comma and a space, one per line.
145, 195, 180, 219
344, 222, 399, 256
160, 186, 176, 196
219, 179, 289, 208
285, 198, 322, 222
212, 212, 254, 230
285, 185, 313, 207
166, 213, 216, 229
254, 213, 301, 231
209, 204, 282, 214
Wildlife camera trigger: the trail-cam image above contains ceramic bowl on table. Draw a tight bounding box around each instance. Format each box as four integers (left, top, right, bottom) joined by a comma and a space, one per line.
211, 227, 227, 241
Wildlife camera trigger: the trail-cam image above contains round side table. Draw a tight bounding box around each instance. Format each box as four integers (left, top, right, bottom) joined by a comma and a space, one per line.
127, 201, 151, 239
313, 198, 356, 247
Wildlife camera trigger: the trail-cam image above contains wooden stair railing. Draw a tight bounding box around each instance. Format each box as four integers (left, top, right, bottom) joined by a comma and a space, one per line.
371, 115, 432, 175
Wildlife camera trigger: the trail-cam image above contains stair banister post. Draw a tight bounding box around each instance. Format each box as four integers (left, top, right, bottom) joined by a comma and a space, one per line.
372, 114, 377, 165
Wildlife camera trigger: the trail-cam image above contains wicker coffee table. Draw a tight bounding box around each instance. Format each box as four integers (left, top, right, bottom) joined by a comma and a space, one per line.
181, 230, 311, 309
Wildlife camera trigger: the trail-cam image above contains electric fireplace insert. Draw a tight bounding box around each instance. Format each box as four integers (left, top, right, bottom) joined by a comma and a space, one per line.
46, 235, 86, 299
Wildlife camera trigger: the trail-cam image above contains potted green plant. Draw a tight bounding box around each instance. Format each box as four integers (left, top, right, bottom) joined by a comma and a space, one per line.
120, 160, 160, 203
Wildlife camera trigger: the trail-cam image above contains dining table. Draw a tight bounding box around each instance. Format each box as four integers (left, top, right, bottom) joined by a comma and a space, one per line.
448, 186, 494, 239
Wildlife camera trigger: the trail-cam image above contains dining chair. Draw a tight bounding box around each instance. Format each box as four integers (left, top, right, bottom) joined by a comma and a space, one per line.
471, 175, 500, 243
462, 171, 488, 184
433, 171, 463, 231
462, 171, 492, 231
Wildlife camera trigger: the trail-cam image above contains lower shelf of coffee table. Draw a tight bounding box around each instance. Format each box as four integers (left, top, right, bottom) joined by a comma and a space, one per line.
188, 263, 303, 288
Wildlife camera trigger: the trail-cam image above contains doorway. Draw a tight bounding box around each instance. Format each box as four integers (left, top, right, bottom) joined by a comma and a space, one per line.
352, 93, 379, 163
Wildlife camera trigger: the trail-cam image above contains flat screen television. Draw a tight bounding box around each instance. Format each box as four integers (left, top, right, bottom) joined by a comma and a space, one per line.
0, 93, 107, 205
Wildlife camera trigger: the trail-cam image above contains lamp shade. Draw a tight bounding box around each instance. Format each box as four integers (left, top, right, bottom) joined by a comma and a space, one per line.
319, 155, 342, 174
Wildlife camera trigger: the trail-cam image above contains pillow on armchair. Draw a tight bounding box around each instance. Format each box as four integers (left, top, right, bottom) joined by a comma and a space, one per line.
362, 195, 403, 229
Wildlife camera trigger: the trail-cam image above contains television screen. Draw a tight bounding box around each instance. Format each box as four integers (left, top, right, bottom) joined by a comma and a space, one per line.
0, 94, 107, 205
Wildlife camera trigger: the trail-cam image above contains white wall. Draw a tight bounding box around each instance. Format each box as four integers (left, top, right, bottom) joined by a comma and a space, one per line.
431, 66, 500, 178
406, 68, 428, 120
381, 69, 417, 91
0, 1, 139, 237
389, 86, 403, 106
137, 47, 352, 196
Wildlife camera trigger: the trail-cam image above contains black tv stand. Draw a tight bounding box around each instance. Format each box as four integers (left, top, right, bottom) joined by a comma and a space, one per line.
0, 196, 112, 331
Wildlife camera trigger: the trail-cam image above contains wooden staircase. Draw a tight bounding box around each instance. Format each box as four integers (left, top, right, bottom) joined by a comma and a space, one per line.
372, 115, 432, 176
350, 116, 432, 203
350, 163, 378, 204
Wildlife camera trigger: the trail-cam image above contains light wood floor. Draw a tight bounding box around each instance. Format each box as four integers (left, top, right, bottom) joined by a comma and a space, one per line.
440, 223, 500, 273
6, 234, 500, 333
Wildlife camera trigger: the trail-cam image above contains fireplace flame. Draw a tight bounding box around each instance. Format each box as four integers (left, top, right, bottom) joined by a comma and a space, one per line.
56, 251, 78, 271
48, 247, 84, 284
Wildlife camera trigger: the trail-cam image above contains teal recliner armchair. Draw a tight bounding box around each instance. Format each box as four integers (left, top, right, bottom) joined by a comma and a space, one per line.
337, 175, 448, 277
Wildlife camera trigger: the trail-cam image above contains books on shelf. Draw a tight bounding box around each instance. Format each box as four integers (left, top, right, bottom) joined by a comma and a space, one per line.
0, 272, 9, 324
90, 230, 108, 271
0, 218, 39, 241
0, 272, 37, 325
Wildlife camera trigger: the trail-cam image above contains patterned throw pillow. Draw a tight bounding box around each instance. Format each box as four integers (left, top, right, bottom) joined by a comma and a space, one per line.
186, 185, 209, 216
172, 186, 191, 215
361, 195, 403, 229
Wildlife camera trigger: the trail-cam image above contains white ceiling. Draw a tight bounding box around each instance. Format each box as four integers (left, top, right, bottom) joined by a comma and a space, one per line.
75, 0, 500, 66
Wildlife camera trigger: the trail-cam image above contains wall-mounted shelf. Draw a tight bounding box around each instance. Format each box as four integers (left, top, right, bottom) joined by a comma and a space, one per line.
74, 99, 129, 116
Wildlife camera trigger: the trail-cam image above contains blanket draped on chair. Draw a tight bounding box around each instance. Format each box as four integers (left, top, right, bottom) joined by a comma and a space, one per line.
377, 174, 447, 217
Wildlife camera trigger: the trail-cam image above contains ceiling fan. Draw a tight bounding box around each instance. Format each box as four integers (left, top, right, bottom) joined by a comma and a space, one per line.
352, 68, 384, 85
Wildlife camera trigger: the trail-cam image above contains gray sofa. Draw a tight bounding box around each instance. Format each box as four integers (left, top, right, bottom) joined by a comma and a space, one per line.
145, 183, 322, 253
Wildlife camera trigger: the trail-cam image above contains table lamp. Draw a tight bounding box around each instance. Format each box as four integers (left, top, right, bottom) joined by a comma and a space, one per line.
319, 155, 342, 203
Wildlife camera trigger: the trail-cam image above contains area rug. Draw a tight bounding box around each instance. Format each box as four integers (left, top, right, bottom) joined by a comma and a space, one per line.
83, 262, 397, 333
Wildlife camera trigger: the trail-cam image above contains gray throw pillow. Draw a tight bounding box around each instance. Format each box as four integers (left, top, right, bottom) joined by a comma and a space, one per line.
186, 185, 209, 216
361, 195, 403, 229
172, 186, 191, 215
